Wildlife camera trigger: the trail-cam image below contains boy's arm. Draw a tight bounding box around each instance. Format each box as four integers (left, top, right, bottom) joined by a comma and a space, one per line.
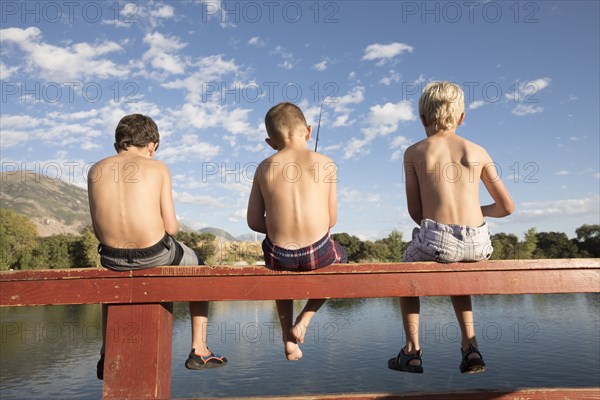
87, 163, 101, 241
159, 163, 180, 236
480, 152, 515, 218
404, 151, 423, 225
247, 172, 267, 234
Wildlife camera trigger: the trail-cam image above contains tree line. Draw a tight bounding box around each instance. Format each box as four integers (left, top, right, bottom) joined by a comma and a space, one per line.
1, 208, 598, 271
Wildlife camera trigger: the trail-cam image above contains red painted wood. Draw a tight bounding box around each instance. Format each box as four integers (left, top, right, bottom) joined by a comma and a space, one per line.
1, 259, 598, 281
1, 262, 598, 306
184, 388, 600, 399
102, 303, 173, 400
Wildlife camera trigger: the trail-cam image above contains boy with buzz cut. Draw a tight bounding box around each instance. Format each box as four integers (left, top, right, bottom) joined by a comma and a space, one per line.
88, 114, 226, 379
388, 81, 515, 374
247, 102, 348, 361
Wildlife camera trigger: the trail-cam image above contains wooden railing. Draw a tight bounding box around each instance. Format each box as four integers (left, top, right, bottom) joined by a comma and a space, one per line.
1, 259, 599, 400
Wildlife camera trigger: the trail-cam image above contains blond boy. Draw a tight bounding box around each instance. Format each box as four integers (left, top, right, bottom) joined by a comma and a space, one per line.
388, 82, 515, 374
88, 114, 226, 378
247, 102, 348, 360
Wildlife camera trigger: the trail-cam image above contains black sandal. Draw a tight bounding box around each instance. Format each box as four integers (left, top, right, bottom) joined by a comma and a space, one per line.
460, 343, 486, 374
388, 347, 423, 373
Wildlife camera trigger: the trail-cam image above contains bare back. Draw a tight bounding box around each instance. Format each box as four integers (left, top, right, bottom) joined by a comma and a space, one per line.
404, 134, 490, 227
88, 152, 177, 248
249, 148, 336, 248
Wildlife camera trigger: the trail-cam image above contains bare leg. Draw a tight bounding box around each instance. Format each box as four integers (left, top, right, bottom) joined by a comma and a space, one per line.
290, 299, 326, 344
451, 295, 481, 360
400, 296, 421, 366
275, 300, 302, 360
100, 304, 107, 355
190, 301, 211, 356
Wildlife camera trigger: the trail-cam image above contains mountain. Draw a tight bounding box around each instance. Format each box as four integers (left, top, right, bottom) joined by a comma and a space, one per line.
237, 232, 265, 242
0, 172, 91, 236
0, 171, 251, 242
199, 227, 239, 242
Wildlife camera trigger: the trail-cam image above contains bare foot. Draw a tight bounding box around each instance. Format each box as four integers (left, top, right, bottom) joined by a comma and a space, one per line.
284, 341, 303, 360
290, 323, 307, 344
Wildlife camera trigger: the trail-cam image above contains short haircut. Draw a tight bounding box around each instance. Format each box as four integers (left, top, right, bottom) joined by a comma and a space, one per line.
114, 114, 160, 152
264, 102, 307, 140
419, 81, 465, 132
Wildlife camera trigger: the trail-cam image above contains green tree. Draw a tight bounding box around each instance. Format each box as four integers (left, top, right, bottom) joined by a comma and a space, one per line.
534, 231, 580, 259
80, 225, 101, 267
28, 234, 79, 269
0, 208, 37, 270
358, 240, 391, 262
332, 232, 363, 262
379, 230, 405, 262
490, 233, 519, 260
574, 224, 600, 257
174, 231, 217, 263
516, 228, 537, 259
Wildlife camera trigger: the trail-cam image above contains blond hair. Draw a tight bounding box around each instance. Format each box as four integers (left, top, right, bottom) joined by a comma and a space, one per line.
419, 81, 464, 131
264, 102, 307, 140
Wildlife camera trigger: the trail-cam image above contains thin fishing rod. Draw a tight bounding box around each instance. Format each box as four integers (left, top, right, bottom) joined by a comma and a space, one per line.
314, 101, 324, 152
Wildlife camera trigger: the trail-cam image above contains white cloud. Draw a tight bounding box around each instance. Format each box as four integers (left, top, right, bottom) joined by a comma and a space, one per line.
390, 135, 411, 160
348, 71, 357, 80
173, 191, 224, 208
339, 187, 380, 204
380, 69, 400, 86
512, 104, 544, 116
150, 5, 175, 18
332, 114, 351, 128
362, 42, 414, 65
162, 54, 241, 98
469, 100, 486, 110
518, 196, 600, 220
159, 134, 220, 162
0, 27, 129, 81
248, 36, 265, 47
343, 137, 370, 160
328, 86, 365, 113
313, 61, 328, 71
142, 32, 187, 75
555, 170, 570, 176
506, 77, 551, 102
271, 46, 296, 69
0, 62, 19, 80
362, 100, 416, 139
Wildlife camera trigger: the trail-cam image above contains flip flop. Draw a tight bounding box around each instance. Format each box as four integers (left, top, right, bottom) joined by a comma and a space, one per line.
185, 348, 227, 370
388, 347, 423, 373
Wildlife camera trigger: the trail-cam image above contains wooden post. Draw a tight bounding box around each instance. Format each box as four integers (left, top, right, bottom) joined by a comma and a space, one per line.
102, 303, 173, 400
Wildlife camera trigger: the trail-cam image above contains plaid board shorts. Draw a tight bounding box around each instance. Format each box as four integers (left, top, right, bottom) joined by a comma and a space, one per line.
402, 219, 493, 263
262, 231, 348, 271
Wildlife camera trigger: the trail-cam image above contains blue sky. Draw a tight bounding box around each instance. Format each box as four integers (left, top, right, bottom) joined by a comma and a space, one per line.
1, 0, 599, 240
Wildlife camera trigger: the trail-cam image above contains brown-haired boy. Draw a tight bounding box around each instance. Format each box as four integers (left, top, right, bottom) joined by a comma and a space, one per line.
388, 81, 515, 374
88, 114, 226, 378
247, 102, 348, 360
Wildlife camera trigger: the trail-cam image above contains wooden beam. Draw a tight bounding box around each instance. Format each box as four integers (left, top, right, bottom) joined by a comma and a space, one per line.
102, 303, 173, 400
1, 259, 598, 306
185, 388, 600, 400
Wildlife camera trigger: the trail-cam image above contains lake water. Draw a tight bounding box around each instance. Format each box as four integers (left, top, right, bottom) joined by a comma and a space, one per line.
1, 294, 599, 399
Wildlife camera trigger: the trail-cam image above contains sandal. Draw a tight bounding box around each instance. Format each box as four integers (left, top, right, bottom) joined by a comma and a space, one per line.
185, 348, 227, 370
460, 343, 486, 374
388, 347, 423, 373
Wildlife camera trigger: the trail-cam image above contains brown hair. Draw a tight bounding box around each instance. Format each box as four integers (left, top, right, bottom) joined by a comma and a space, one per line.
264, 102, 307, 140
114, 114, 160, 152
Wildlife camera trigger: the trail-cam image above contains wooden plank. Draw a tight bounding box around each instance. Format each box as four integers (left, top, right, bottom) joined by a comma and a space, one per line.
1, 267, 598, 306
1, 259, 598, 281
103, 303, 173, 400
187, 388, 600, 400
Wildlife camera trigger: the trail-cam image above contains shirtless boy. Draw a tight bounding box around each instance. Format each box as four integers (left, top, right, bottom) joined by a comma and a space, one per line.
388, 81, 515, 374
88, 114, 226, 379
247, 102, 348, 360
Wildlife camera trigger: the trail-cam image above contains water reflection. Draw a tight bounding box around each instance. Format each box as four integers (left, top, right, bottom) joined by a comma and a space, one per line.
1, 294, 599, 399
